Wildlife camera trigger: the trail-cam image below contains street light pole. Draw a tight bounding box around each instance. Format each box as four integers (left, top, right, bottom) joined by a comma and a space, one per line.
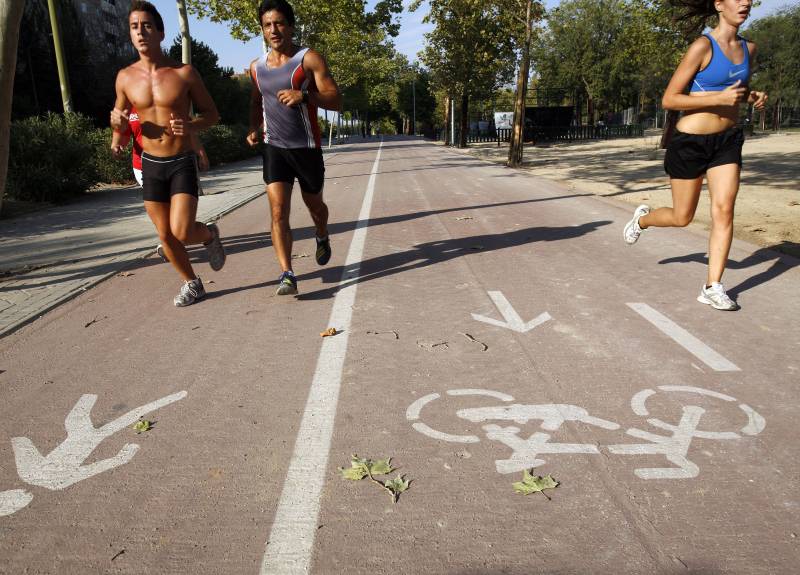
412, 77, 416, 136
46, 0, 73, 113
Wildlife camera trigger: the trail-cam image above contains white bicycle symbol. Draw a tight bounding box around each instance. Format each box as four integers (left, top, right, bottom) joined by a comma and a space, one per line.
406, 386, 765, 480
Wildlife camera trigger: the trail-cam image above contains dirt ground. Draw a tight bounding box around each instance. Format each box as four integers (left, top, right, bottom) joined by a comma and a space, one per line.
457, 130, 800, 258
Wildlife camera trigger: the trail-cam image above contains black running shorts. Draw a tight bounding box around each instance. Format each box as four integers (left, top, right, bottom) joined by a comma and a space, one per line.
141, 151, 199, 203
262, 144, 325, 194
664, 126, 744, 180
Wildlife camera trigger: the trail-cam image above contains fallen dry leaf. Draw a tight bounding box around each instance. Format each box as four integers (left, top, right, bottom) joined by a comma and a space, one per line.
117, 272, 134, 277
320, 327, 337, 337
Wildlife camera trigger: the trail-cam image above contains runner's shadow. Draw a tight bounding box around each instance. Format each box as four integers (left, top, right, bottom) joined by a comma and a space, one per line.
657, 242, 799, 296
295, 220, 612, 301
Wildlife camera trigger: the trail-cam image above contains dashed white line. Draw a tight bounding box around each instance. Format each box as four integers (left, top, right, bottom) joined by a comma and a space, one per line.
260, 141, 383, 575
627, 303, 740, 372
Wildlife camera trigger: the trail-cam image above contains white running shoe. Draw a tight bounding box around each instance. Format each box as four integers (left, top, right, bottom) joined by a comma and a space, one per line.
623, 204, 650, 245
697, 282, 739, 311
156, 244, 167, 262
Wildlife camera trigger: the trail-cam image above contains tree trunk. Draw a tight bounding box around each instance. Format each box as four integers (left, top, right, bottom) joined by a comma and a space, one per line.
176, 0, 192, 65
0, 0, 25, 216
459, 93, 469, 148
47, 0, 72, 113
508, 0, 533, 167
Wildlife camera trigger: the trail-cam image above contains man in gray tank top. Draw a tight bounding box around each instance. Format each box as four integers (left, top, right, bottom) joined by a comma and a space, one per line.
247, 0, 342, 296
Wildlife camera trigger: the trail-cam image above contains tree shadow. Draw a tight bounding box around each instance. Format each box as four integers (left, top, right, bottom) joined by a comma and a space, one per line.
292, 220, 612, 301
657, 241, 799, 296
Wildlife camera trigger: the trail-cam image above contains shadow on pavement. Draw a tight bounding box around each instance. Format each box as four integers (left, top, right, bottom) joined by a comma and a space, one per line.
657, 241, 799, 296
292, 220, 612, 301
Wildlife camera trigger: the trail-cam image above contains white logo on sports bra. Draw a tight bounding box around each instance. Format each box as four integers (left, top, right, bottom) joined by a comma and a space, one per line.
728, 69, 746, 79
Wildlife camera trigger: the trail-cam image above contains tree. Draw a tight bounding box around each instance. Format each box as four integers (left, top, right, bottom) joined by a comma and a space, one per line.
168, 37, 250, 124
413, 0, 515, 147
0, 0, 25, 215
500, 0, 544, 167
746, 5, 800, 128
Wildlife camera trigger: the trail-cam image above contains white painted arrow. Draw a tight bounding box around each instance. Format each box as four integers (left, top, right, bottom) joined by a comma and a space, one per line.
10, 391, 187, 492
471, 291, 551, 333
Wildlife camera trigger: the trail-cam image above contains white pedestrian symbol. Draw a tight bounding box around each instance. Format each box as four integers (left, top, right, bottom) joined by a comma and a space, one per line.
0, 391, 187, 517
407, 386, 764, 480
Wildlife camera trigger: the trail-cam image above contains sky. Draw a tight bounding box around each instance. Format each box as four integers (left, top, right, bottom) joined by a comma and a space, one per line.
148, 0, 794, 73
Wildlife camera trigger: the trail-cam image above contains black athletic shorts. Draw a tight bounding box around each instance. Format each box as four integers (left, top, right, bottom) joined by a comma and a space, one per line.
664, 126, 744, 180
262, 144, 325, 194
141, 151, 199, 203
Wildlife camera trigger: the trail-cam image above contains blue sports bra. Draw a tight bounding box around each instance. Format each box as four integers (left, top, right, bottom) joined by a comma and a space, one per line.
690, 34, 750, 92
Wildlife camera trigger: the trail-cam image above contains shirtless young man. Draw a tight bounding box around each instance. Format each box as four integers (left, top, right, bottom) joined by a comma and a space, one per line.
247, 0, 342, 295
110, 0, 225, 307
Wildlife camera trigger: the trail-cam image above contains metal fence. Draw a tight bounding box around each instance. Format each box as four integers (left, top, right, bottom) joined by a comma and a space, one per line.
436, 124, 644, 145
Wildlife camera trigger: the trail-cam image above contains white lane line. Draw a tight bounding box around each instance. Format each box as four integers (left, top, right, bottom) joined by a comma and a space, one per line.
260, 141, 383, 575
627, 303, 740, 372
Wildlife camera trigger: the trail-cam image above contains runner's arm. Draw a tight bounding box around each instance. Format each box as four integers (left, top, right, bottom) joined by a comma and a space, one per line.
185, 66, 220, 133
247, 60, 263, 147
110, 72, 131, 155
305, 50, 341, 111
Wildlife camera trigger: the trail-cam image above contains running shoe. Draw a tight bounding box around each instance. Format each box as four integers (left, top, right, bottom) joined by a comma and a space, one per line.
276, 271, 298, 295
174, 278, 206, 307
204, 223, 226, 271
697, 282, 739, 311
156, 244, 167, 262
316, 235, 332, 266
623, 204, 650, 245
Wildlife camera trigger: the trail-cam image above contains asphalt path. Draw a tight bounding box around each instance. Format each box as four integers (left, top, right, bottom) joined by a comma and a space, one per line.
1, 137, 798, 574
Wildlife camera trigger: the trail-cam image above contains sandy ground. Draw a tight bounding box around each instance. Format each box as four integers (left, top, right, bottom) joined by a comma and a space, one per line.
457, 130, 800, 258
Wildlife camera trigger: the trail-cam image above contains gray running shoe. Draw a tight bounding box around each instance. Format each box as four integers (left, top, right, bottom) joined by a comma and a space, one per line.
174, 278, 206, 307
276, 271, 298, 295
204, 223, 226, 271
697, 282, 739, 311
623, 204, 650, 245
156, 244, 167, 262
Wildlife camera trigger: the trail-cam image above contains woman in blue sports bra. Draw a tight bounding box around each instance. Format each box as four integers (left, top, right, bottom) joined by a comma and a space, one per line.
623, 0, 768, 311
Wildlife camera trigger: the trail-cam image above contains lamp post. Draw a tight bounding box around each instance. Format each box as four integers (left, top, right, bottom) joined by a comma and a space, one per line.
412, 77, 416, 136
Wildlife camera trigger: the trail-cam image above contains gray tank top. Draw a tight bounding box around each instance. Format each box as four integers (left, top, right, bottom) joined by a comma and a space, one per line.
253, 47, 321, 149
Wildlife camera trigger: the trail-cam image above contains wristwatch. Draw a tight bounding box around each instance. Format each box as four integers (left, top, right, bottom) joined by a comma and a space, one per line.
301, 89, 309, 104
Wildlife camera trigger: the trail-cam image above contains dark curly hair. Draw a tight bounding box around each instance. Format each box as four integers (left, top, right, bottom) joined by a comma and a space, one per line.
669, 0, 719, 34
258, 0, 295, 27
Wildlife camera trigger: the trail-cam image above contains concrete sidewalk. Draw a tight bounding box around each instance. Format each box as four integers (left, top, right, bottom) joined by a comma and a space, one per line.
0, 157, 267, 338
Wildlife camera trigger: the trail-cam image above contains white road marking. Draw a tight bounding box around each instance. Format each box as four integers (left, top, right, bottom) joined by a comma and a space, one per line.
471, 291, 551, 333
626, 303, 740, 372
1, 390, 187, 516
260, 141, 383, 575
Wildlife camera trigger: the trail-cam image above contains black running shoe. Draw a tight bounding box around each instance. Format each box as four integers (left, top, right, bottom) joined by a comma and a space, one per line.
276, 271, 298, 295
315, 236, 331, 266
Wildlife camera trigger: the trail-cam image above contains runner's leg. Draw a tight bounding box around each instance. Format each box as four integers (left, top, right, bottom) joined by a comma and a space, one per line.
144, 200, 196, 282
639, 177, 703, 229
267, 182, 293, 272
705, 163, 740, 285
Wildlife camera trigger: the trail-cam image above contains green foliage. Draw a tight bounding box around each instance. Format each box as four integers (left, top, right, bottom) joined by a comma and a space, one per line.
89, 128, 134, 184
168, 37, 251, 125
533, 0, 685, 116
383, 475, 410, 503
746, 5, 800, 108
512, 470, 559, 497
7, 113, 98, 203
199, 124, 261, 165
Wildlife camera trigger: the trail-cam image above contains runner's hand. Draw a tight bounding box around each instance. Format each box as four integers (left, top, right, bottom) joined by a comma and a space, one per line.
110, 144, 125, 158
110, 108, 129, 131
277, 89, 302, 107
749, 90, 768, 110
717, 80, 747, 106
246, 130, 260, 147
168, 113, 187, 136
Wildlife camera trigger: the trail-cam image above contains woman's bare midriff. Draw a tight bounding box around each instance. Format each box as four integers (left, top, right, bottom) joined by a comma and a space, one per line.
676, 93, 740, 134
